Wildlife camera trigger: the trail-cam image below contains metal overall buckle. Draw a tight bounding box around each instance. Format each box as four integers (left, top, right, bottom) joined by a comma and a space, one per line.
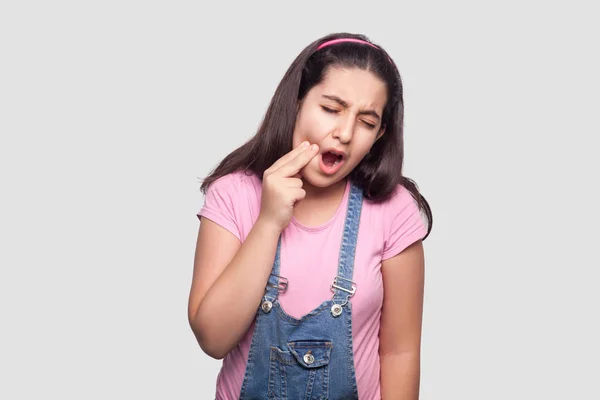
266, 273, 288, 293
330, 276, 357, 317
261, 274, 288, 313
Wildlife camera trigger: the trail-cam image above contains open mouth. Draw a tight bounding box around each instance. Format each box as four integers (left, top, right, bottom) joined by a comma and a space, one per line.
318, 149, 346, 175
321, 151, 344, 167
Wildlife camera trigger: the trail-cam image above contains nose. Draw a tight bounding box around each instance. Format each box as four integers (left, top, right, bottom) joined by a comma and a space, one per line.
332, 116, 355, 144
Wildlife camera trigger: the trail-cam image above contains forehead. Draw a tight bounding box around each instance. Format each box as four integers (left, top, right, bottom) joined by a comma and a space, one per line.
311, 67, 388, 111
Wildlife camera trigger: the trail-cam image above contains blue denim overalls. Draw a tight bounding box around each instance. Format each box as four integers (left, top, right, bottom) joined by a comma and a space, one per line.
238, 183, 363, 400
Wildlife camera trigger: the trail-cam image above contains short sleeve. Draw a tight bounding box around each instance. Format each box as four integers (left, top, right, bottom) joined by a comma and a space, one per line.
197, 174, 242, 241
382, 186, 427, 260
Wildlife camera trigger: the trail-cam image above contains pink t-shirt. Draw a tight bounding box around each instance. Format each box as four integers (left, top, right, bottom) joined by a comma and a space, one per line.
197, 171, 426, 400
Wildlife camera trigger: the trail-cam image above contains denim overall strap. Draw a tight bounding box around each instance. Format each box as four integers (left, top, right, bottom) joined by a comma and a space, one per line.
263, 236, 285, 303
332, 182, 363, 305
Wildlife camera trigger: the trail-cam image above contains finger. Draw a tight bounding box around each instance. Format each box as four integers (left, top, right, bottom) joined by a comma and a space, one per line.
270, 141, 309, 172
291, 188, 307, 203
285, 178, 303, 188
276, 144, 319, 177
267, 141, 310, 174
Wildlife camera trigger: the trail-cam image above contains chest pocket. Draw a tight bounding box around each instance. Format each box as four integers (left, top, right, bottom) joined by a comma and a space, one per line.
268, 340, 332, 400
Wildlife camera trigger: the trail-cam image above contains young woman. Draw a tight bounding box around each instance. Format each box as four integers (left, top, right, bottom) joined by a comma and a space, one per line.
189, 32, 433, 400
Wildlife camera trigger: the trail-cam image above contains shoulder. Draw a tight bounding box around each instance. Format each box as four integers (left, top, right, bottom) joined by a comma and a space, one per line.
200, 170, 262, 241
384, 184, 424, 228
386, 184, 421, 213
362, 183, 424, 234
364, 183, 419, 214
365, 184, 426, 260
205, 170, 262, 203
207, 170, 261, 191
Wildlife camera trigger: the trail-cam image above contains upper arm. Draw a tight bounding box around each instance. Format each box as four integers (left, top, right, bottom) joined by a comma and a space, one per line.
379, 239, 425, 355
188, 174, 245, 324
187, 217, 241, 324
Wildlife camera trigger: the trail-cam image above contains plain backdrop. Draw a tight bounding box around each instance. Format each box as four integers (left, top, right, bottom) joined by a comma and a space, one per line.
1, 1, 599, 399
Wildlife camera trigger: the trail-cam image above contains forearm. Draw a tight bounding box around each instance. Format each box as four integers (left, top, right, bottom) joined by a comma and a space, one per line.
192, 218, 281, 358
380, 352, 420, 400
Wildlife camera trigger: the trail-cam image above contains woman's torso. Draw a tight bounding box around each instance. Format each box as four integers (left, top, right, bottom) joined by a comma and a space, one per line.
197, 171, 426, 399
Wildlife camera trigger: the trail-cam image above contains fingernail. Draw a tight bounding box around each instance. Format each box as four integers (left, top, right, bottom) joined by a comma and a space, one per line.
310, 144, 318, 151
302, 141, 310, 148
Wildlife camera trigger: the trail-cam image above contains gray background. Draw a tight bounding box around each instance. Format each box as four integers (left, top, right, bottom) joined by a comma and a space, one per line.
1, 1, 599, 399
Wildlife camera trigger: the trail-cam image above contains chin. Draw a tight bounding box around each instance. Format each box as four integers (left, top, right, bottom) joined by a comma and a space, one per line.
301, 168, 347, 189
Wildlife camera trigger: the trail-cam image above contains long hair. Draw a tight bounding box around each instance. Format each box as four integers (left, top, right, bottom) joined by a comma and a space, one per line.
200, 32, 433, 238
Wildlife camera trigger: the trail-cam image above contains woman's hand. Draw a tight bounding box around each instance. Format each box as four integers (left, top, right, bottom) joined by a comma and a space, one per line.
258, 141, 319, 232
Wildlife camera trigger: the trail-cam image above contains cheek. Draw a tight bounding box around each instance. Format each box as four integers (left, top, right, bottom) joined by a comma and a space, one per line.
295, 109, 333, 142
355, 138, 376, 156
347, 139, 376, 166
292, 134, 302, 148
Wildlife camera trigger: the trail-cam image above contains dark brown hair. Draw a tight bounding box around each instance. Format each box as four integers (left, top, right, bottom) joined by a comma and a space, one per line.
201, 32, 432, 238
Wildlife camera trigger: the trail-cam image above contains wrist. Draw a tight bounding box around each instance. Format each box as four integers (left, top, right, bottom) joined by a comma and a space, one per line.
254, 215, 284, 237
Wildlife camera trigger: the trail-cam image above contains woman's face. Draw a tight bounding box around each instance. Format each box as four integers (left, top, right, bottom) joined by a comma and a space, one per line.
293, 66, 388, 188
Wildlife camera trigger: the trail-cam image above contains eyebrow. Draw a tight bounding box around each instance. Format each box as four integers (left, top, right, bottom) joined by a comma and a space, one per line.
322, 94, 381, 120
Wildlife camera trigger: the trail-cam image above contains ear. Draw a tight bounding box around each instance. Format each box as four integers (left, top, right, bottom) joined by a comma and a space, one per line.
375, 124, 386, 142
296, 99, 304, 115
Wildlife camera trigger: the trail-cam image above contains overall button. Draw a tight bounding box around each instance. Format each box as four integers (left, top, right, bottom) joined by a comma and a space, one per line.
261, 300, 273, 313
331, 304, 343, 317
303, 351, 315, 365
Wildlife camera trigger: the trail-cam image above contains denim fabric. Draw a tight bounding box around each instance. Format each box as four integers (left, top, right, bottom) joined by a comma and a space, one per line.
239, 183, 363, 400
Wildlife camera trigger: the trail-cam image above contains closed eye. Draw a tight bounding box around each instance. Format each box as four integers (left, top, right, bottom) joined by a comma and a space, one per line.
322, 106, 377, 129
321, 106, 339, 114
362, 120, 376, 129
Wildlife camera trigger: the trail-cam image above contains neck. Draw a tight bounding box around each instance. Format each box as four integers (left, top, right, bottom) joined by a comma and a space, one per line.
302, 177, 347, 202
292, 177, 348, 227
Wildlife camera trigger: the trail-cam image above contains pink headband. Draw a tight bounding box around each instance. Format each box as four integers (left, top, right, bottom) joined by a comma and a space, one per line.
317, 38, 379, 50
316, 37, 394, 66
